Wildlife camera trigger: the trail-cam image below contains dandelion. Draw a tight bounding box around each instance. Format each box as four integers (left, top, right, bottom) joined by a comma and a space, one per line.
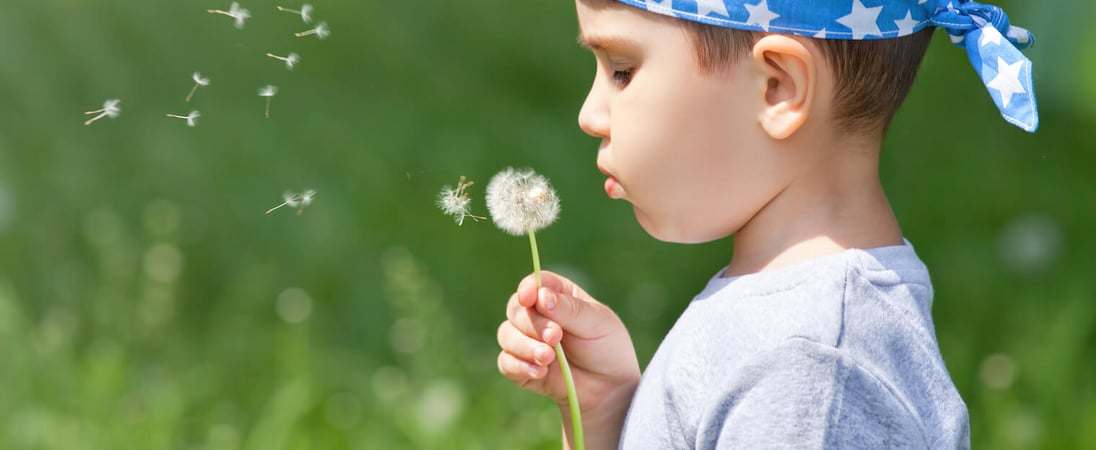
84, 98, 121, 126
486, 167, 560, 237
185, 72, 210, 103
277, 4, 313, 23
166, 111, 200, 127
266, 189, 316, 215
485, 167, 582, 450
265, 52, 300, 70
208, 2, 250, 29
294, 22, 330, 39
436, 176, 486, 226
258, 85, 278, 118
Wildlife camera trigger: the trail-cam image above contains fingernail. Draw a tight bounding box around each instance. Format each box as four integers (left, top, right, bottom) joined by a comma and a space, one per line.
541, 288, 557, 311
527, 363, 540, 378
533, 345, 545, 364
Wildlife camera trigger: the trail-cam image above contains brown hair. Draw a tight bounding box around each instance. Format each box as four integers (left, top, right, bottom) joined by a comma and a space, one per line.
679, 20, 935, 137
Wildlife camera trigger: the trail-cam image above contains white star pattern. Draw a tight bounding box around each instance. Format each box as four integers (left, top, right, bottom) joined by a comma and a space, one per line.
979, 25, 1002, 48
814, 28, 827, 38
985, 57, 1026, 108
744, 0, 780, 31
696, 0, 729, 17
836, 0, 883, 39
893, 10, 919, 36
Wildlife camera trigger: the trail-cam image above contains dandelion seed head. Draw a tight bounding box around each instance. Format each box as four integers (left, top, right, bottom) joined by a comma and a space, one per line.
193, 72, 210, 86
229, 2, 251, 28
103, 99, 121, 117
301, 4, 314, 23
185, 110, 200, 127
259, 85, 278, 97
437, 186, 473, 225
299, 189, 316, 206
283, 191, 301, 208
486, 167, 560, 235
315, 22, 330, 39
286, 53, 300, 69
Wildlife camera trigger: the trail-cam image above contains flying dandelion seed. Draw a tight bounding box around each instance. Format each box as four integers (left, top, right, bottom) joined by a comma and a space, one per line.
266, 189, 316, 215
185, 72, 211, 103
258, 85, 278, 118
84, 99, 121, 126
277, 4, 313, 23
436, 176, 486, 226
166, 111, 200, 127
294, 22, 330, 39
266, 52, 300, 70
208, 2, 251, 29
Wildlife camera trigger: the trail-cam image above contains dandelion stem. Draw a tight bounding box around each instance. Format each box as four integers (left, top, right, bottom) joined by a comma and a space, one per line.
265, 202, 287, 214
84, 112, 106, 126
527, 228, 584, 450
207, 9, 230, 15
185, 84, 200, 103
277, 6, 301, 13
529, 228, 542, 288
265, 98, 272, 118
294, 30, 315, 37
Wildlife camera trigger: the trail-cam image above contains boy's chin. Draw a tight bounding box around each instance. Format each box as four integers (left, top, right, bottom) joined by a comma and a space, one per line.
635, 207, 730, 244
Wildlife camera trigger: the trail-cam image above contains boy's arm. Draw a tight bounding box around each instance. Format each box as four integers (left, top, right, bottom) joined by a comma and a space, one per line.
696, 338, 948, 449
497, 270, 642, 450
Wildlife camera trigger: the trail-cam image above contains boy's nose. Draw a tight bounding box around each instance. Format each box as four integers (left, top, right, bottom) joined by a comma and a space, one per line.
578, 82, 609, 139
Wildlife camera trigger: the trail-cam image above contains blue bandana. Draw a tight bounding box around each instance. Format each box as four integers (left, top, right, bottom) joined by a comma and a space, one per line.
616, 0, 1038, 132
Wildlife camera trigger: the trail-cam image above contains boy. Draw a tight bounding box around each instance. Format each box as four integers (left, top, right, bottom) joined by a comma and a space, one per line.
496, 0, 1036, 448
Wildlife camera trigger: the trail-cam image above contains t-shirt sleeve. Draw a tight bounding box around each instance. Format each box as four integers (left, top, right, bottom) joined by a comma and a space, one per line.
695, 338, 929, 449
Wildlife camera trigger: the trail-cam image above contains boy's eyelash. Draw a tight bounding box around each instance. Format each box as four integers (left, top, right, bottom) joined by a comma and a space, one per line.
611, 68, 633, 86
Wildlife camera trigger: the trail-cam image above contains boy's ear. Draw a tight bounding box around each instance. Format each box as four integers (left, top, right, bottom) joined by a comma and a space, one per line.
750, 35, 816, 140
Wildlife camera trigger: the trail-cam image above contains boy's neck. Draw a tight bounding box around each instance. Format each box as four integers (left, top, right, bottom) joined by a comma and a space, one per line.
723, 139, 903, 278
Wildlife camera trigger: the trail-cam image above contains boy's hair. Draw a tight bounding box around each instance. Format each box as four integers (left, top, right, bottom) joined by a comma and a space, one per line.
680, 21, 934, 136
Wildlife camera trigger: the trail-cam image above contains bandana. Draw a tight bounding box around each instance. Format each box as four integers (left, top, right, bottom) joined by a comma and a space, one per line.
616, 0, 1038, 132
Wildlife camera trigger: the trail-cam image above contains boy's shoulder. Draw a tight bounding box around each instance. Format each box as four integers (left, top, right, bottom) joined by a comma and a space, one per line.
684, 242, 933, 350
621, 242, 970, 449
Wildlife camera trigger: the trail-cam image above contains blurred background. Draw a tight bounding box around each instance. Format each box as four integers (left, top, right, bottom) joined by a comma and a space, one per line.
0, 0, 1092, 448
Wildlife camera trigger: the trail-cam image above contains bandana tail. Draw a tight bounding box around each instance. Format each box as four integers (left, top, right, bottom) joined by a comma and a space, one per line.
962, 24, 1039, 132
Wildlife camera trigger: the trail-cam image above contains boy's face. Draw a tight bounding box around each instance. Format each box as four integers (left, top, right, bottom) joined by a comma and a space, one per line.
576, 0, 790, 244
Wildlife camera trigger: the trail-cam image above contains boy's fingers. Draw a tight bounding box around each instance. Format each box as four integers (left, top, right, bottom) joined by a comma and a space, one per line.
505, 296, 559, 345
498, 349, 548, 384
497, 320, 557, 366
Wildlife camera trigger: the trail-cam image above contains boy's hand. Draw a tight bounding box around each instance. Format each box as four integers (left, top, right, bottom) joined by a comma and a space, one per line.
497, 270, 641, 442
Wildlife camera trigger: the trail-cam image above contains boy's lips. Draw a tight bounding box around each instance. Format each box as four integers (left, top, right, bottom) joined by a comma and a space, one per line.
604, 177, 624, 199
597, 163, 625, 199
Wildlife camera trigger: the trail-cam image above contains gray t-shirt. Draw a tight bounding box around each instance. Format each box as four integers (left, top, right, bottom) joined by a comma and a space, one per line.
619, 242, 970, 449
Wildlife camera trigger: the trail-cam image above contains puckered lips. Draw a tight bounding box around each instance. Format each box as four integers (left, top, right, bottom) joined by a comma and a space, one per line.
597, 161, 624, 200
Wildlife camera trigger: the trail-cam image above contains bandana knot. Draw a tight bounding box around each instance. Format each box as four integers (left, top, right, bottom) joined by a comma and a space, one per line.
931, 1, 1034, 50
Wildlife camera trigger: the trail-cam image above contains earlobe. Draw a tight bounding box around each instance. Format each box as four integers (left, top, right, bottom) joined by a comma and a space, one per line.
751, 35, 816, 140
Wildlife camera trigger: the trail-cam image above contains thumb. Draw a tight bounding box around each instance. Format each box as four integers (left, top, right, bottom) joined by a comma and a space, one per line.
535, 286, 618, 341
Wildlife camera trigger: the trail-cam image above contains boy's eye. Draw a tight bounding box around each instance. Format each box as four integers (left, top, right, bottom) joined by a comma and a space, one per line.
611, 68, 633, 86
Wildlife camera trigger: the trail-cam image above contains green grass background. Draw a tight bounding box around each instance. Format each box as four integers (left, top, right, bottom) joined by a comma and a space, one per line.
0, 0, 1093, 448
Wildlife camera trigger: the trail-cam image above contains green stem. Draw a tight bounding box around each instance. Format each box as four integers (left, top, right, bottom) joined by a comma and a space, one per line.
528, 229, 584, 450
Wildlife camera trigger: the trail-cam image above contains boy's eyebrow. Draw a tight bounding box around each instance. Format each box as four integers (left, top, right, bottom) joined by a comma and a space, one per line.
577, 32, 638, 51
